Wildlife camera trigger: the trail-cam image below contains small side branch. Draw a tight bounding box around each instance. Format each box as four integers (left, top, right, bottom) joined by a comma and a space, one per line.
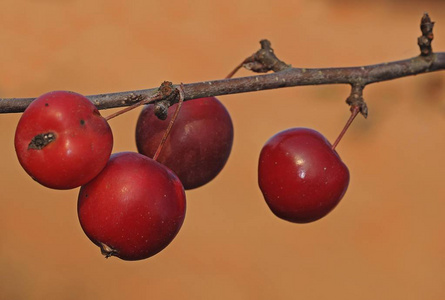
346, 84, 367, 118
418, 13, 435, 56
226, 39, 291, 79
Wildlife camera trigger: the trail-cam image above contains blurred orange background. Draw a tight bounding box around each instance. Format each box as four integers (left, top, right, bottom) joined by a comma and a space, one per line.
1, 1, 445, 299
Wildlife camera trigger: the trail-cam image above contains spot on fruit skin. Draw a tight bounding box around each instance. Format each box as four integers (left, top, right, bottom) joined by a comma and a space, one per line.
28, 132, 56, 150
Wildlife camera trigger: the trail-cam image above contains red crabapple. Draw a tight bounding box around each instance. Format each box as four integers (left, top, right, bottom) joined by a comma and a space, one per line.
14, 91, 113, 190
77, 152, 186, 261
135, 96, 233, 190
258, 128, 349, 223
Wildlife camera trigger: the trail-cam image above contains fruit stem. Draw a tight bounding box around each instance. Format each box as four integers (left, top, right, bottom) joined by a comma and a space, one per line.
153, 85, 185, 161
331, 106, 360, 150
104, 94, 162, 121
226, 61, 245, 79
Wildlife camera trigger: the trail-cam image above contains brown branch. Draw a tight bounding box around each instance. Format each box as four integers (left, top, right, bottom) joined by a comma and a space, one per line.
0, 13, 442, 114
1, 53, 444, 114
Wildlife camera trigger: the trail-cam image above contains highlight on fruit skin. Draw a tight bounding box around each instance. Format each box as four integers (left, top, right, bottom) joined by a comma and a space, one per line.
258, 127, 350, 223
77, 152, 186, 261
136, 96, 234, 190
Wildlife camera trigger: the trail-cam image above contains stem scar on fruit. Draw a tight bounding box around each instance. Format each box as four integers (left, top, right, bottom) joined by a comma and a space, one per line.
100, 242, 118, 259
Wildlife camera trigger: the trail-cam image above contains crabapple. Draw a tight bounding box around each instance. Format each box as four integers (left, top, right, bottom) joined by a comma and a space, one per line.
77, 152, 186, 261
135, 96, 233, 190
14, 91, 113, 189
258, 128, 349, 223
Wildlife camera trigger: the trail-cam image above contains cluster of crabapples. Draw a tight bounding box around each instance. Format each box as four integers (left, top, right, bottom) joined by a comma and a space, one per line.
14, 90, 349, 261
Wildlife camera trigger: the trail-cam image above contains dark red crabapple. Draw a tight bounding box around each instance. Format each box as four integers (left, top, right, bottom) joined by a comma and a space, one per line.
258, 128, 349, 223
14, 91, 113, 190
77, 152, 186, 261
136, 96, 234, 190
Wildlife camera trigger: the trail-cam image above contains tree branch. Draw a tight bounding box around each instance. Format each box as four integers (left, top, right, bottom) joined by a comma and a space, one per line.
0, 13, 442, 114
1, 53, 443, 114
